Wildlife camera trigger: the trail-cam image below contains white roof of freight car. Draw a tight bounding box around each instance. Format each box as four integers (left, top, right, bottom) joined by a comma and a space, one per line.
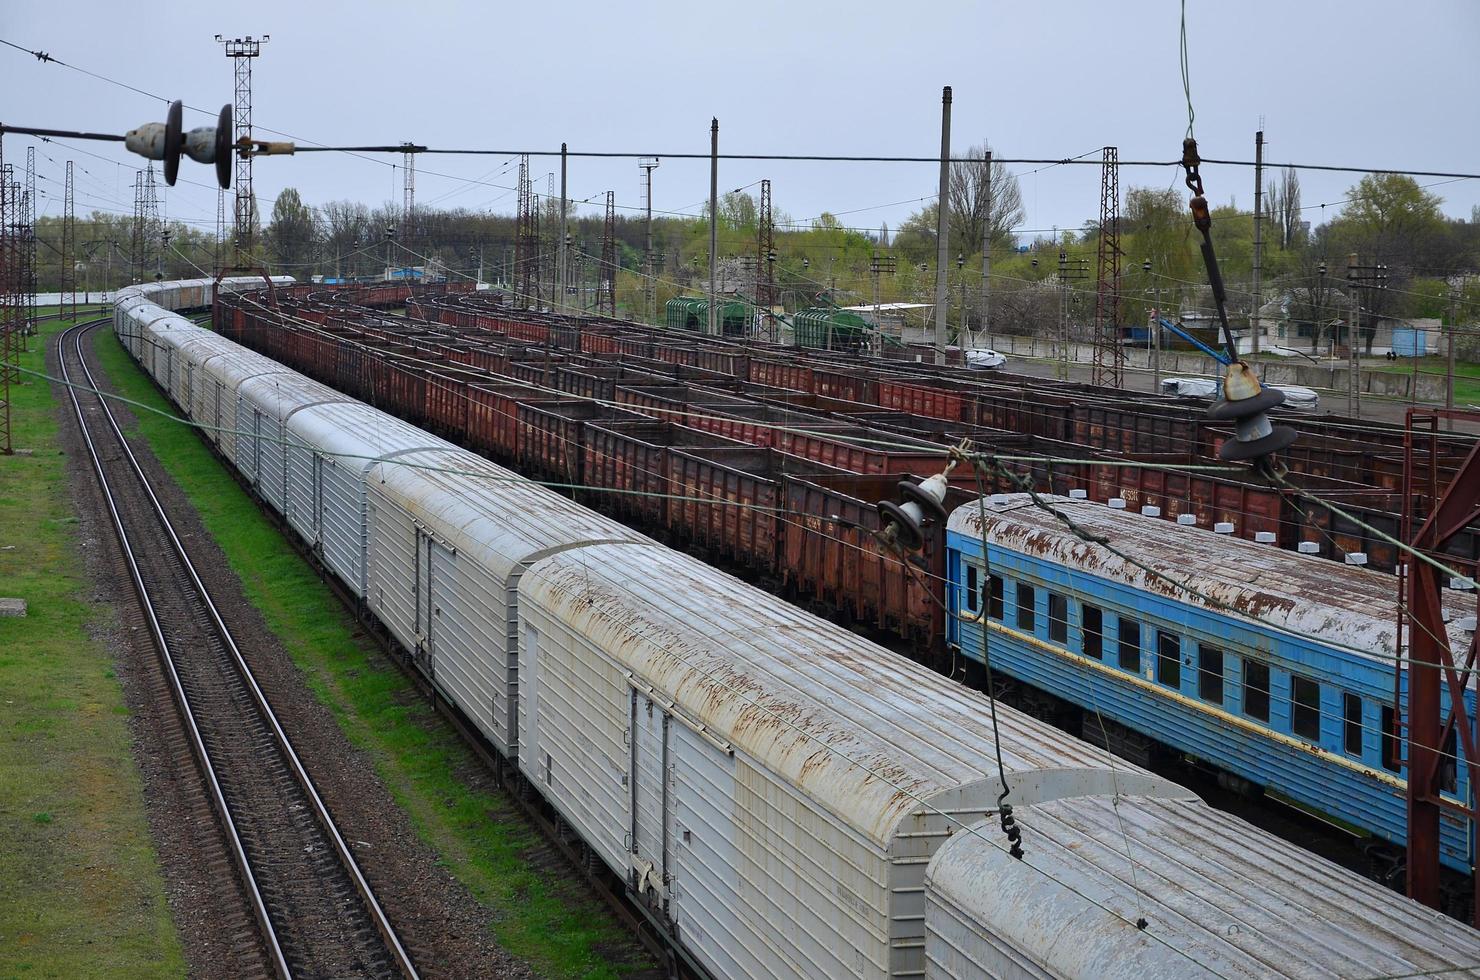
286, 402, 456, 468
368, 448, 652, 584
924, 794, 1480, 978
237, 370, 352, 423
116, 276, 292, 307
520, 542, 1188, 847
948, 494, 1475, 665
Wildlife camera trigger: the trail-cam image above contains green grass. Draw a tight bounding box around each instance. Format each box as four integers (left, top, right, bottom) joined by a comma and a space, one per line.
0, 318, 186, 979
1356, 356, 1480, 406
91, 327, 652, 978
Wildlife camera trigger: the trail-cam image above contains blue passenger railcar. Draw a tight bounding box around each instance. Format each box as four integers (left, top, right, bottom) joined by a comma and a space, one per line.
945, 494, 1477, 872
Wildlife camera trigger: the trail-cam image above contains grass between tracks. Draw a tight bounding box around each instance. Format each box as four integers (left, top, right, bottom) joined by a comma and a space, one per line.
0, 317, 185, 978
91, 326, 651, 979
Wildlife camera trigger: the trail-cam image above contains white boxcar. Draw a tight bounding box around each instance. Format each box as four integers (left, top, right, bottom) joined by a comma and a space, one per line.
284, 402, 454, 596
923, 794, 1480, 979
367, 448, 649, 759
236, 372, 350, 516
200, 349, 291, 469
516, 542, 1187, 980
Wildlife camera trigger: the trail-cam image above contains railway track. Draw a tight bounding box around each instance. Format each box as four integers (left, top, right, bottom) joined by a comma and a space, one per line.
58, 317, 419, 980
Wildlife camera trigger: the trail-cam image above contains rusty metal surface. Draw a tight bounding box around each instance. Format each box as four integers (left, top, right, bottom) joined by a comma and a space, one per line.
949, 494, 1473, 664
520, 541, 1146, 847
924, 795, 1480, 979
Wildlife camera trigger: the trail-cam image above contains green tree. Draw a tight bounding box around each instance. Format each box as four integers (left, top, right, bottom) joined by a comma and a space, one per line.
265, 187, 321, 272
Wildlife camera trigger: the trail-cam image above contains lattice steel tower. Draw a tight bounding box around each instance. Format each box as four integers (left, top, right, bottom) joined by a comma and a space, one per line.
756, 179, 775, 338
1091, 146, 1123, 387
61, 161, 76, 322
0, 157, 19, 453
217, 34, 268, 263
215, 186, 227, 276
401, 142, 415, 247
514, 157, 537, 309
130, 172, 145, 284
24, 147, 35, 336
598, 191, 617, 317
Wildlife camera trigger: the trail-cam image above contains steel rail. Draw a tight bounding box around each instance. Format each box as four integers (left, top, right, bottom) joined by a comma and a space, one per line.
59, 318, 419, 980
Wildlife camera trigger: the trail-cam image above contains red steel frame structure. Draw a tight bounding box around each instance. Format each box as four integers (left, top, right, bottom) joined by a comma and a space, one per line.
1401, 407, 1480, 920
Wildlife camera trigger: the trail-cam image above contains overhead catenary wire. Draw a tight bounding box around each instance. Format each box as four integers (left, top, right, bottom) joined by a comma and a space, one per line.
66, 313, 1237, 972
22, 340, 1477, 771
101, 280, 1480, 691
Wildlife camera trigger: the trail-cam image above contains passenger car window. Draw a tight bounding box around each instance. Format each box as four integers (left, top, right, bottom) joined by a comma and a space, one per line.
1082, 604, 1103, 659
1343, 693, 1362, 756
1016, 582, 1035, 632
1291, 674, 1321, 740
1156, 631, 1181, 688
1117, 618, 1141, 672
1048, 593, 1068, 643
1198, 645, 1224, 704
1244, 660, 1270, 722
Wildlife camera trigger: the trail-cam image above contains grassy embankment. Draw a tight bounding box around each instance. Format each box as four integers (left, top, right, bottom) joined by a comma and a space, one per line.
91, 325, 650, 979
0, 316, 185, 978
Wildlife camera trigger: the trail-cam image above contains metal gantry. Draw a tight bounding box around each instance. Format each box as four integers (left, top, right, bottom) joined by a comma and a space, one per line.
218, 35, 267, 262
1092, 146, 1123, 388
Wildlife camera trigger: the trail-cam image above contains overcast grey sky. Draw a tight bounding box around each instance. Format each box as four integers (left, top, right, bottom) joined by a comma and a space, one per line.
6, 0, 1478, 246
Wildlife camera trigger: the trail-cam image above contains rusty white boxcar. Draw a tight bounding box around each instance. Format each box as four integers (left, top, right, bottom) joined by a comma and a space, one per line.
516, 541, 1189, 979
924, 793, 1480, 979
365, 448, 648, 760
282, 402, 452, 593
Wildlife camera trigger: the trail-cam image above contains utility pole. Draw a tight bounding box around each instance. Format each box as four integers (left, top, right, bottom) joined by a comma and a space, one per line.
216, 34, 268, 264
708, 118, 719, 337
557, 142, 568, 313
1447, 281, 1461, 417
980, 148, 992, 345
957, 253, 968, 348
932, 86, 952, 366
1092, 147, 1123, 387
639, 157, 659, 324
1058, 250, 1091, 381
1251, 130, 1264, 354
1346, 254, 1390, 418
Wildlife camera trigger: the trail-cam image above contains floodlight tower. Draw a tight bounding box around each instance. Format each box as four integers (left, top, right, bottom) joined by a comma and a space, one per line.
216, 34, 268, 262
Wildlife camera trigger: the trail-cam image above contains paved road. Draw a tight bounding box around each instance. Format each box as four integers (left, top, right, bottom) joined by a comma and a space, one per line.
1000, 355, 1478, 432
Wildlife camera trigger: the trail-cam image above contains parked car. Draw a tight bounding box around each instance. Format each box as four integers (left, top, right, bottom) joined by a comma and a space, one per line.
1160, 376, 1320, 413
964, 347, 1007, 369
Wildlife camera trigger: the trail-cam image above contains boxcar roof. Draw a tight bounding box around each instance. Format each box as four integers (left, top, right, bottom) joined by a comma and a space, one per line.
369, 448, 650, 583
948, 494, 1475, 665
287, 402, 454, 468
926, 793, 1480, 978
520, 541, 1164, 847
